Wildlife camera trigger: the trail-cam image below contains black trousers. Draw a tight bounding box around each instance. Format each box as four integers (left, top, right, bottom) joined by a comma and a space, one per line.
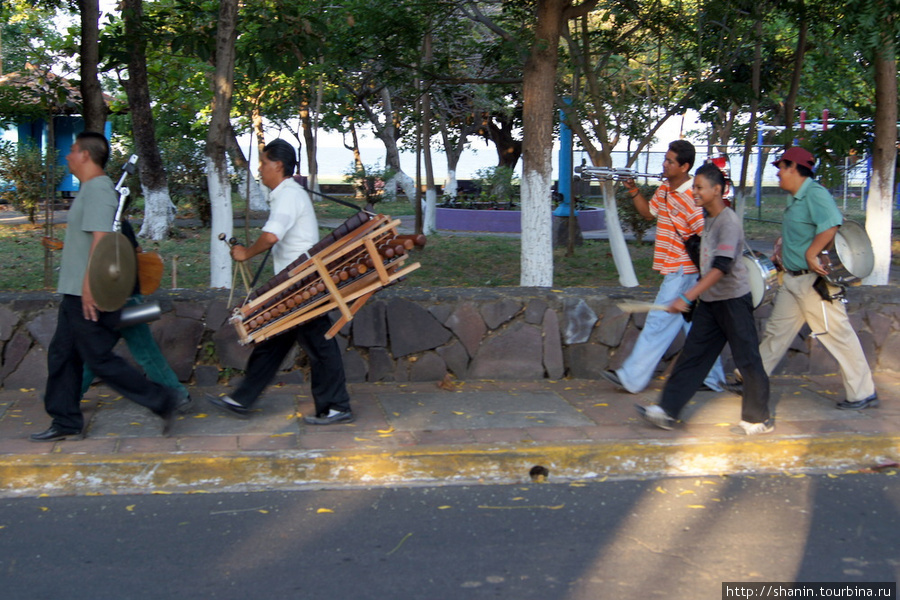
230, 315, 351, 416
44, 295, 174, 431
659, 293, 770, 424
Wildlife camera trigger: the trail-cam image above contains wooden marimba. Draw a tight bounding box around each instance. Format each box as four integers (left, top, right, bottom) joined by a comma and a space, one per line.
230, 212, 425, 343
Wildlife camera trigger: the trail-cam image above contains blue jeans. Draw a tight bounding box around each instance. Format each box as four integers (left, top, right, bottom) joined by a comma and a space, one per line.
81, 296, 188, 400
615, 269, 726, 393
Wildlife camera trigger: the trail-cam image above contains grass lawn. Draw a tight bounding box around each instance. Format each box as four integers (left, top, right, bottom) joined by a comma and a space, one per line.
0, 194, 895, 292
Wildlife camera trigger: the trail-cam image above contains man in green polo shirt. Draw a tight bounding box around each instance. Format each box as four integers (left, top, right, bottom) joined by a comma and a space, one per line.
30, 131, 187, 442
758, 146, 877, 410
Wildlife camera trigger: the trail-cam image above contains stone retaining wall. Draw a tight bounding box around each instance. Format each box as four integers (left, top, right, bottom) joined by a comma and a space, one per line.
2, 285, 898, 390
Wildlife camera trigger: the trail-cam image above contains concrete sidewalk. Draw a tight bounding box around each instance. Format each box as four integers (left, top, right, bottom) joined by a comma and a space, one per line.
1, 372, 898, 497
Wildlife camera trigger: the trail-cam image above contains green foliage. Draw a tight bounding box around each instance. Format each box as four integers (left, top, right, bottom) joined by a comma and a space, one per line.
615, 184, 655, 245
474, 165, 518, 207
0, 141, 62, 223
342, 163, 396, 205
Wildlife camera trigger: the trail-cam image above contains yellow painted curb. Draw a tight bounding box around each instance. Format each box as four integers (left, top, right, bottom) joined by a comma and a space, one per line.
1, 434, 898, 496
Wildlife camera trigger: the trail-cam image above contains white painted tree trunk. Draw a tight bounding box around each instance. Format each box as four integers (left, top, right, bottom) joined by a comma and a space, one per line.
237, 169, 267, 211
423, 188, 437, 234
520, 168, 553, 287
138, 185, 175, 241
863, 169, 895, 285
384, 171, 417, 204
444, 169, 458, 199
601, 180, 639, 287
863, 46, 897, 286
206, 156, 234, 289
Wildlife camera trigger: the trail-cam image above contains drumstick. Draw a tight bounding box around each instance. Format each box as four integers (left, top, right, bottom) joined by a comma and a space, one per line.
616, 301, 672, 313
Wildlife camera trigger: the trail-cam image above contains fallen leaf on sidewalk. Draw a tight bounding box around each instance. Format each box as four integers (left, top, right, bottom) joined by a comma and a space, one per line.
478, 504, 565, 510
438, 374, 460, 391
317, 508, 334, 514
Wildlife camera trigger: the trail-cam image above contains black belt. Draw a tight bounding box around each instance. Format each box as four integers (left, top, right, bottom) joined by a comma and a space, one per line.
786, 269, 810, 276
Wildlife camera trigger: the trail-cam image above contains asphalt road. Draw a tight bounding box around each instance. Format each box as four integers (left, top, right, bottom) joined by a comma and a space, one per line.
1, 474, 897, 600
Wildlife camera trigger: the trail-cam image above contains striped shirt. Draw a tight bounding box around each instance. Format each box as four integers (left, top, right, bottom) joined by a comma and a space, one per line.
648, 178, 704, 275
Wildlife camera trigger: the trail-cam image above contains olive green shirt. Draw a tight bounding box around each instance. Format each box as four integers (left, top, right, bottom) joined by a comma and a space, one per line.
780, 177, 843, 272
57, 176, 117, 296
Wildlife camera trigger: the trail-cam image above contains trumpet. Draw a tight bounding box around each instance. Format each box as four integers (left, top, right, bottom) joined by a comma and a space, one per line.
574, 164, 663, 182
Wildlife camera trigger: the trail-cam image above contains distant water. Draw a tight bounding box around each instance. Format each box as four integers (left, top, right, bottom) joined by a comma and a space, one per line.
306, 145, 798, 188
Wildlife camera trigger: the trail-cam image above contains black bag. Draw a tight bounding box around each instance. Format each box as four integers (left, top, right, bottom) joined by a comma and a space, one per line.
683, 234, 701, 270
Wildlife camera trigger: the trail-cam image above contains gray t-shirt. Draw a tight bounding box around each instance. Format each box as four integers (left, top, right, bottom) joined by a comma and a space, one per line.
57, 175, 117, 296
699, 207, 750, 302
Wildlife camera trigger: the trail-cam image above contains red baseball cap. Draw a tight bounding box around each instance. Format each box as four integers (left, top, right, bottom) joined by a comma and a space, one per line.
772, 147, 815, 169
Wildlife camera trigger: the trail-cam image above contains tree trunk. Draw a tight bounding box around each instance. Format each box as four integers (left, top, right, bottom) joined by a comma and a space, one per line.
299, 103, 319, 194
205, 0, 238, 289
226, 124, 266, 211
422, 33, 437, 235
79, 0, 107, 132
483, 113, 522, 170
520, 0, 568, 287
343, 122, 366, 200
782, 1, 808, 134
251, 103, 266, 160
367, 88, 417, 202
863, 34, 897, 286
601, 181, 639, 287
121, 0, 175, 241
734, 16, 763, 221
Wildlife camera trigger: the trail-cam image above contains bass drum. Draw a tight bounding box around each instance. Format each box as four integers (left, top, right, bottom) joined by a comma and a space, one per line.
742, 250, 778, 309
819, 220, 874, 286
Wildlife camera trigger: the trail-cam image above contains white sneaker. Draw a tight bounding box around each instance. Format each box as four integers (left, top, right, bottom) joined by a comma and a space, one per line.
733, 420, 774, 435
635, 404, 675, 430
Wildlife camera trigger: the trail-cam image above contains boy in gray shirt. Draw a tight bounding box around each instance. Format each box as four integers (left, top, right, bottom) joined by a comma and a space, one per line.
636, 163, 772, 435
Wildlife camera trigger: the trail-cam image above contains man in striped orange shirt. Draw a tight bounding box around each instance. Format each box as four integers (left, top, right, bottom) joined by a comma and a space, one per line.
601, 140, 726, 394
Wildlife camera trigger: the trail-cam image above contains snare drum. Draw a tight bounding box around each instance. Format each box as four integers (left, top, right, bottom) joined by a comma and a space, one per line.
742, 250, 778, 309
819, 220, 874, 286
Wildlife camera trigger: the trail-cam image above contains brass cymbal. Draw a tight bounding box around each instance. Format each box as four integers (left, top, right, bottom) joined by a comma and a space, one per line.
87, 232, 136, 312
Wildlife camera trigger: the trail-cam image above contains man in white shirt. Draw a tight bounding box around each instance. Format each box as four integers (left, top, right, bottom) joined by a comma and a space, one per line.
208, 139, 353, 425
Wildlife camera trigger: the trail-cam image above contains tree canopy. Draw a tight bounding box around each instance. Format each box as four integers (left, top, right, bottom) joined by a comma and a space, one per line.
0, 0, 896, 286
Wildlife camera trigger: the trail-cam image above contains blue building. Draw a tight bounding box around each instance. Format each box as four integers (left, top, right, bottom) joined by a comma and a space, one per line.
0, 64, 113, 196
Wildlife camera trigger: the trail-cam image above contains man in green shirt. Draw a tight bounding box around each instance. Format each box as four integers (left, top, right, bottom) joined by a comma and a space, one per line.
758, 147, 877, 410
31, 132, 187, 442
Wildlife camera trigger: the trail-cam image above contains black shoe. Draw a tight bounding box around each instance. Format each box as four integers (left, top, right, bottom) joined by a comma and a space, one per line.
634, 404, 675, 431
600, 369, 623, 388
177, 393, 193, 414
724, 382, 744, 396
303, 410, 355, 425
207, 394, 251, 419
836, 393, 879, 410
160, 389, 191, 436
30, 426, 83, 442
